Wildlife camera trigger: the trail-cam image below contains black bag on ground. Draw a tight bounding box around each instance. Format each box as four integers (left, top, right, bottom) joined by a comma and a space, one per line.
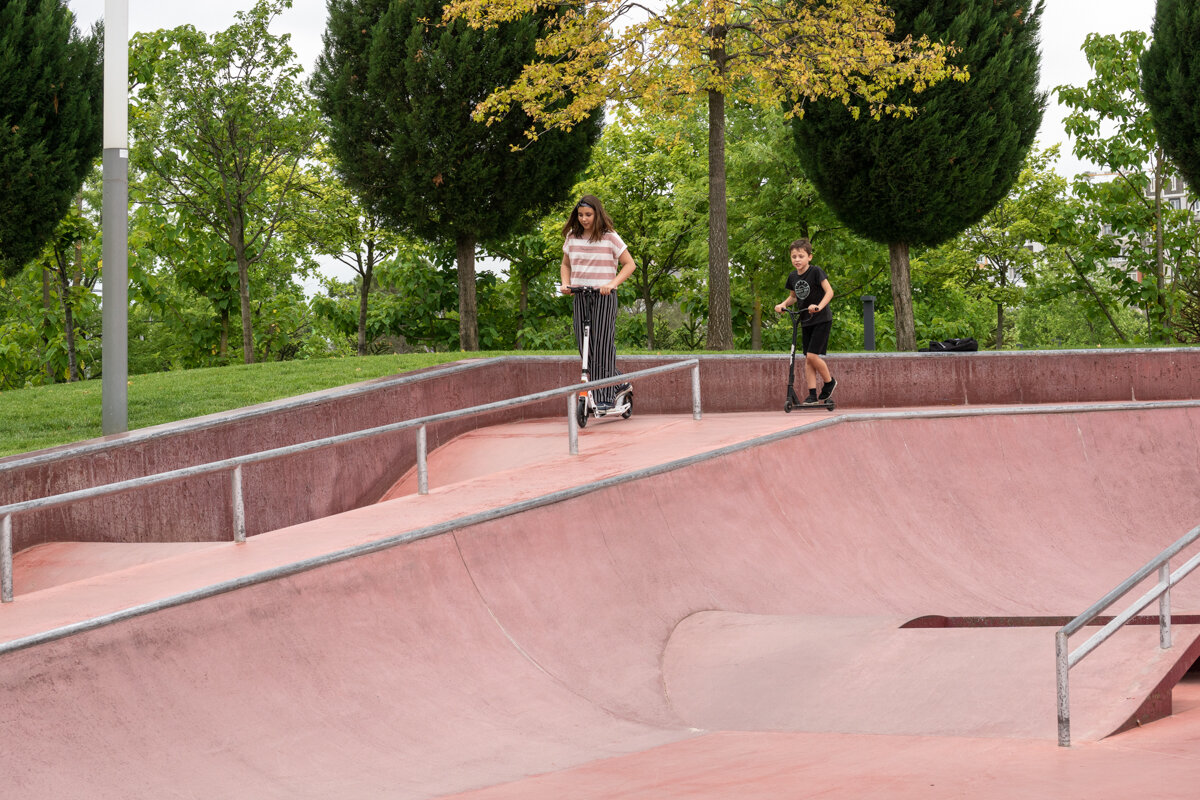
920, 337, 978, 352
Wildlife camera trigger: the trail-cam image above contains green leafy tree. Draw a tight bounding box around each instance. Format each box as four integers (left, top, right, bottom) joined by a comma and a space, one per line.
0, 219, 102, 389
928, 146, 1068, 348
720, 101, 881, 351
1173, 245, 1200, 342
484, 223, 570, 350
0, 163, 103, 390
1056, 31, 1197, 342
129, 0, 321, 364
38, 201, 97, 380
296, 149, 403, 356
1142, 0, 1200, 193
575, 111, 707, 348
130, 202, 238, 360
311, 240, 463, 353
0, 0, 102, 279
791, 0, 1046, 350
445, 0, 960, 351
313, 0, 600, 351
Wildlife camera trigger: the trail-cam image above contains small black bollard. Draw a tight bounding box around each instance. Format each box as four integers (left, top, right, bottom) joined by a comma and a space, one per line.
862, 295, 876, 351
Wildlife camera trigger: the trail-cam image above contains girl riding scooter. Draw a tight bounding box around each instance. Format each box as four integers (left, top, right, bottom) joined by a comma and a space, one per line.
559, 195, 637, 417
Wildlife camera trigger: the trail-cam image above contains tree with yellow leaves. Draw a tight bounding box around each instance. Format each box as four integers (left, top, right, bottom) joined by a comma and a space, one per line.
445, 0, 961, 349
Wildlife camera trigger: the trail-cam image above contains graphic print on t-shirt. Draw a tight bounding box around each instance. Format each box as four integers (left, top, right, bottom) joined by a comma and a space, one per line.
794, 278, 811, 302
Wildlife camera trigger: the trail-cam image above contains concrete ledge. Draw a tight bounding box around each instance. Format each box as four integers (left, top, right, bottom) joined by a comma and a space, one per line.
1, 349, 1197, 552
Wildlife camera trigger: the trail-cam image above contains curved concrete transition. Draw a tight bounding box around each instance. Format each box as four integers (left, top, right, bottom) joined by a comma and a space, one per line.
5, 403, 1200, 798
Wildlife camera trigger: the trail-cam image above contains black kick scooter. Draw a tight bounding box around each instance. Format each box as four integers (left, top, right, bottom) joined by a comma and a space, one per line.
566, 286, 633, 428
783, 307, 834, 413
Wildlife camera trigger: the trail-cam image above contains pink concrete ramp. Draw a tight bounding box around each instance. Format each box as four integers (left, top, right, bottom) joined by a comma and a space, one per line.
4, 404, 1200, 798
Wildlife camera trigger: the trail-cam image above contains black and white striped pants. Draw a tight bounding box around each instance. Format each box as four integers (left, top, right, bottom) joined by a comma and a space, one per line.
573, 290, 622, 404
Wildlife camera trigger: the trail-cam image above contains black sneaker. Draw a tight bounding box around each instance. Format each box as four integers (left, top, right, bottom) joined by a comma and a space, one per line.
596, 401, 615, 412
818, 377, 837, 401
802, 392, 820, 406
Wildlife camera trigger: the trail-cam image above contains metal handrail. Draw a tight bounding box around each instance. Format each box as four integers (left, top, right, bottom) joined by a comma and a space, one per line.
1056, 522, 1200, 746
0, 359, 702, 603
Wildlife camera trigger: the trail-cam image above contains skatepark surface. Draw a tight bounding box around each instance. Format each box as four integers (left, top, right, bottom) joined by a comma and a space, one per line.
5, 402, 1200, 798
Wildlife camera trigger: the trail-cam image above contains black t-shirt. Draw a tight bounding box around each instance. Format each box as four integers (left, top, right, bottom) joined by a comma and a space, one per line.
786, 265, 833, 327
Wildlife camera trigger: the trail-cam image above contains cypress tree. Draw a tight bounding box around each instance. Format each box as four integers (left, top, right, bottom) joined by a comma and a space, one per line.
0, 0, 102, 279
1142, 0, 1200, 193
790, 0, 1045, 350
313, 0, 601, 351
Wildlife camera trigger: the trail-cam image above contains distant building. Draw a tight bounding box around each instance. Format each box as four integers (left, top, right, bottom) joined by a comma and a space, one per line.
1149, 173, 1200, 218
1078, 169, 1200, 284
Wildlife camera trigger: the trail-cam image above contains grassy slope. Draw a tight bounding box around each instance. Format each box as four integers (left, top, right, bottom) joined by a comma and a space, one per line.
0, 348, 772, 459
0, 353, 503, 459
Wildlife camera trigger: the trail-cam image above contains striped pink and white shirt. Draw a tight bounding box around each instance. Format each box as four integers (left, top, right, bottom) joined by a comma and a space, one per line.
563, 231, 628, 287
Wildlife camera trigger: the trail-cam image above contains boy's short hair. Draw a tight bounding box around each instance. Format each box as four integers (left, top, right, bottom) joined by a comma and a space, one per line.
789, 238, 813, 255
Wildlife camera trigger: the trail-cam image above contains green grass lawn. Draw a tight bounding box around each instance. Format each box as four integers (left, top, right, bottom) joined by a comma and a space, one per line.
0, 353, 501, 459
0, 348, 763, 459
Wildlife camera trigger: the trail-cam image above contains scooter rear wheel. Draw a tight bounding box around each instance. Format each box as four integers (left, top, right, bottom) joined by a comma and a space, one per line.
576, 396, 588, 428
622, 393, 633, 419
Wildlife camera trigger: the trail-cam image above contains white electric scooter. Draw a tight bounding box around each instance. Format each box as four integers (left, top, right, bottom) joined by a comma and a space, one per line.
565, 286, 633, 428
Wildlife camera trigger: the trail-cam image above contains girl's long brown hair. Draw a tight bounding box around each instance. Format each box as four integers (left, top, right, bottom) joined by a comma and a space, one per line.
562, 195, 615, 243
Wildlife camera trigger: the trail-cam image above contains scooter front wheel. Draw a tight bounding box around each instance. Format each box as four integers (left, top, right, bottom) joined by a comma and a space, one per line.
622, 393, 633, 419
576, 396, 588, 428
784, 400, 794, 413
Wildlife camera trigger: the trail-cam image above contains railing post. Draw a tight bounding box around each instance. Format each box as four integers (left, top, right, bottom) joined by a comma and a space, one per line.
417, 425, 429, 495
1056, 629, 1071, 746
231, 466, 246, 544
1160, 561, 1172, 650
2, 513, 12, 603
567, 394, 579, 455
691, 363, 702, 420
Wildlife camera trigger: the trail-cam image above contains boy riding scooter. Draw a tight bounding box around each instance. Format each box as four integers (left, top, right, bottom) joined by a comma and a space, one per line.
774, 238, 837, 410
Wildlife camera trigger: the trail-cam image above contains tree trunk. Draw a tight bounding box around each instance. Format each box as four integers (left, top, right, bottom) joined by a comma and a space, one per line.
1152, 149, 1168, 341
231, 216, 255, 364
358, 267, 373, 357
74, 193, 84, 284
236, 253, 254, 363
219, 308, 230, 360
749, 274, 761, 350
456, 234, 479, 351
751, 296, 762, 351
705, 71, 732, 349
55, 257, 79, 382
42, 266, 55, 383
888, 241, 917, 351
1066, 251, 1127, 342
995, 270, 1006, 349
357, 244, 373, 357
646, 293, 656, 349
516, 274, 528, 351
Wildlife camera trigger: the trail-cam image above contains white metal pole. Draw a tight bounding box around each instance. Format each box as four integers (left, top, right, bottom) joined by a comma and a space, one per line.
101, 0, 129, 434
417, 425, 429, 495
1056, 631, 1071, 747
1160, 562, 1172, 649
232, 466, 247, 543
1, 514, 12, 603
567, 394, 579, 454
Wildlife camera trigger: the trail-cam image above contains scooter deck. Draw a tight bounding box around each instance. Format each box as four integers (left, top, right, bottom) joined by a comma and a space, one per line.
784, 398, 835, 413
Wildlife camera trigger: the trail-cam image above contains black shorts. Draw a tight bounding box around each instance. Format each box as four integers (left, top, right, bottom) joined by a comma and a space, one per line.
801, 320, 831, 355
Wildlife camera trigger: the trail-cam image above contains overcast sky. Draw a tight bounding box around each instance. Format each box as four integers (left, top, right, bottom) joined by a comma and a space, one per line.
64, 0, 1160, 282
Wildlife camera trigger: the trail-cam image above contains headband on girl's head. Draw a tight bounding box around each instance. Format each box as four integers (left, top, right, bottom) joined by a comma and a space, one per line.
576, 201, 594, 210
